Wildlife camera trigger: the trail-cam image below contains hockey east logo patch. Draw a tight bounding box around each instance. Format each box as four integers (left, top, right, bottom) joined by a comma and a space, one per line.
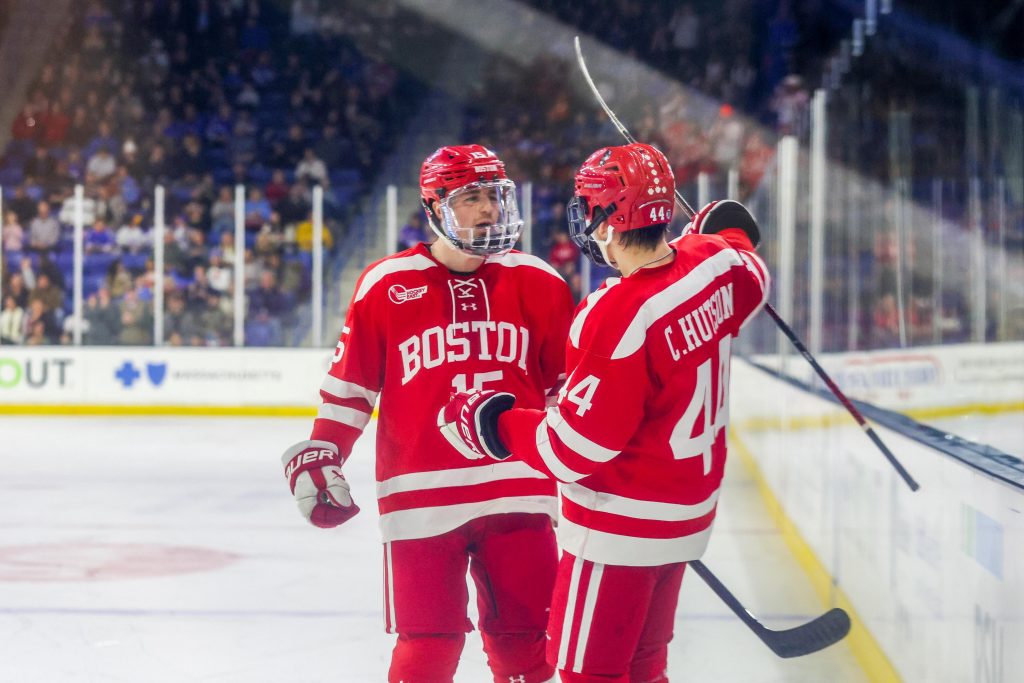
388, 284, 428, 304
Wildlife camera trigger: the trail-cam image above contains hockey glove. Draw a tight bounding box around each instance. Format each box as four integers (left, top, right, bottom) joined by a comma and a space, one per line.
281, 440, 360, 528
683, 199, 761, 247
437, 389, 515, 461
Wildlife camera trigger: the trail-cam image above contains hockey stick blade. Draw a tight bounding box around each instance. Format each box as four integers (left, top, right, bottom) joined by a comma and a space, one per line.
573, 35, 918, 492
690, 560, 851, 658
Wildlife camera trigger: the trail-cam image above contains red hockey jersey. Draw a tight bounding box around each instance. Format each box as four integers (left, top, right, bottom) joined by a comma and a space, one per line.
311, 243, 574, 542
498, 229, 770, 566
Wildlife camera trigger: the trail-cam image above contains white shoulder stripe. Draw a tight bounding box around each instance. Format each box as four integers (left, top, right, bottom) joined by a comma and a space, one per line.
487, 251, 563, 280
320, 375, 378, 404
354, 254, 436, 303
317, 402, 372, 431
611, 250, 743, 359
569, 278, 621, 348
738, 251, 771, 328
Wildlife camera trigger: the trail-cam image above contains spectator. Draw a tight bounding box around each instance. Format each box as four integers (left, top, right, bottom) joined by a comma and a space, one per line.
25, 146, 57, 185
164, 291, 198, 343
10, 103, 41, 141
295, 147, 328, 186
4, 272, 29, 309
771, 74, 810, 137
24, 319, 52, 346
7, 185, 36, 225
207, 249, 232, 293
83, 288, 120, 344
248, 269, 288, 318
86, 147, 118, 184
264, 169, 290, 206
397, 211, 427, 250
198, 289, 231, 344
294, 212, 334, 252
85, 218, 116, 254
0, 295, 25, 344
28, 272, 63, 314
210, 186, 236, 235
41, 99, 71, 146
118, 289, 152, 345
115, 214, 151, 253
106, 260, 134, 299
23, 299, 58, 343
547, 229, 579, 274
2, 211, 25, 252
28, 201, 61, 254
244, 188, 272, 229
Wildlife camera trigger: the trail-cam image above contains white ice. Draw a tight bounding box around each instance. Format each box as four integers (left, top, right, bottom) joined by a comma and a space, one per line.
0, 416, 866, 682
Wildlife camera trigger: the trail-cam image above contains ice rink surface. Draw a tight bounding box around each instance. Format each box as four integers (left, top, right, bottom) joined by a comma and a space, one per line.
0, 416, 869, 682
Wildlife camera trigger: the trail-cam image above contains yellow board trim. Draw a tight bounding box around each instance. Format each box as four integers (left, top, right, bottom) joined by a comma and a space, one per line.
729, 427, 902, 682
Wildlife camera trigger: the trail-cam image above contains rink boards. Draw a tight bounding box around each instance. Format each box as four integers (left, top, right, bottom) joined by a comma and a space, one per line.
732, 342, 1023, 682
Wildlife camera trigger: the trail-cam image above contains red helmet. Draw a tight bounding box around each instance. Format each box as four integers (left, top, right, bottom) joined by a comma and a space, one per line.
567, 143, 675, 265
419, 145, 522, 256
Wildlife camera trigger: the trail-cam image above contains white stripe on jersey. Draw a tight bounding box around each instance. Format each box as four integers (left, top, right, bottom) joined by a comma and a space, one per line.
569, 278, 621, 348
561, 483, 720, 521
378, 495, 557, 542
572, 562, 604, 672
320, 375, 378, 404
535, 420, 588, 483
738, 251, 771, 328
375, 461, 548, 498
611, 249, 745, 359
316, 402, 372, 430
557, 517, 715, 566
546, 407, 618, 463
354, 253, 436, 303
487, 251, 564, 280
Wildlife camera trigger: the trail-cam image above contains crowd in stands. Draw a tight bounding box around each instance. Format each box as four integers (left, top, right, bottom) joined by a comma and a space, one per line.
2, 0, 1018, 349
1, 0, 422, 346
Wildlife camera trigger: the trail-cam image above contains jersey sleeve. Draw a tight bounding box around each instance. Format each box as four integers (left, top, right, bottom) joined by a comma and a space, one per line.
309, 276, 384, 463
717, 228, 771, 329
498, 344, 647, 483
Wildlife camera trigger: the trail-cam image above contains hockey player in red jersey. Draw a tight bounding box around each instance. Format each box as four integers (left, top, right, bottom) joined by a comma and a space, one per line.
282, 144, 574, 683
439, 142, 770, 682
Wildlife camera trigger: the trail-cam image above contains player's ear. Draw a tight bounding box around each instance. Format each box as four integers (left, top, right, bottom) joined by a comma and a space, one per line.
594, 221, 610, 242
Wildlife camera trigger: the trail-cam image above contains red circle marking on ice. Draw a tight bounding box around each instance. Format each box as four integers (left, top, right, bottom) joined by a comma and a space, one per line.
0, 543, 240, 582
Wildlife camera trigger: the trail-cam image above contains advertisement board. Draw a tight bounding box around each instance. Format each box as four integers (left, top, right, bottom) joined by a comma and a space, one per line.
0, 348, 331, 409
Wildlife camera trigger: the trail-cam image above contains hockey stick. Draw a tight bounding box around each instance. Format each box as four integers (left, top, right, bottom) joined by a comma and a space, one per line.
690, 560, 851, 658
573, 36, 919, 492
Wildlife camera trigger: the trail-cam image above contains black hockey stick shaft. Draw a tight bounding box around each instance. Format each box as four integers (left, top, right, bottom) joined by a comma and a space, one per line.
573, 36, 919, 492
763, 305, 919, 490
690, 560, 851, 658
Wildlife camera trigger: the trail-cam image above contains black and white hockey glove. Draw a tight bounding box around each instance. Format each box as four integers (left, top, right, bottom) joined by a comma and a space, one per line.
438, 389, 515, 461
683, 200, 761, 247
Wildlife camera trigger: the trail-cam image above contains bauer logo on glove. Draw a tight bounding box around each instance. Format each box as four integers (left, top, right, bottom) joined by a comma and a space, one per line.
438, 389, 515, 461
281, 440, 360, 528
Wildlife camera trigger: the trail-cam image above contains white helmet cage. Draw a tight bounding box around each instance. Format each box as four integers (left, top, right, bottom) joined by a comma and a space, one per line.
427, 180, 523, 257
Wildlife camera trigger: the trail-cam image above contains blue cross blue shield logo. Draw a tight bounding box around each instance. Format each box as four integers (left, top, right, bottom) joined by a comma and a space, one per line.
146, 363, 167, 387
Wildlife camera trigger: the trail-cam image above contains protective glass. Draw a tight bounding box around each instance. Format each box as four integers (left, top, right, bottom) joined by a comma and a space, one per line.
437, 180, 523, 256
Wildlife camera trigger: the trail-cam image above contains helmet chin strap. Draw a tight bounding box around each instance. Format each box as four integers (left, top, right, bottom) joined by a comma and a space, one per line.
595, 225, 616, 269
